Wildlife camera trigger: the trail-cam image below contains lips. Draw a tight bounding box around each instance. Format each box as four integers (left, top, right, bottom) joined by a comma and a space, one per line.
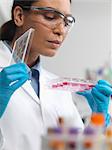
48, 40, 62, 49
48, 40, 61, 45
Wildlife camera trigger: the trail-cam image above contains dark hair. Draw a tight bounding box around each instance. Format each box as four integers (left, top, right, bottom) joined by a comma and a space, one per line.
0, 0, 72, 41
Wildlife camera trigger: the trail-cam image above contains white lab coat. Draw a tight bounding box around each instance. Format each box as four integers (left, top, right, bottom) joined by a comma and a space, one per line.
0, 41, 84, 150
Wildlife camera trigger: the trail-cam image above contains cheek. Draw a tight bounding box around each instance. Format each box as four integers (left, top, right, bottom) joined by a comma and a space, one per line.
30, 28, 51, 57
32, 29, 46, 49
34, 24, 47, 41
31, 24, 50, 46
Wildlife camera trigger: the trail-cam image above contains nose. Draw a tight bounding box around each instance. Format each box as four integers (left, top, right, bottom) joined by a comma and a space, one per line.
53, 21, 67, 36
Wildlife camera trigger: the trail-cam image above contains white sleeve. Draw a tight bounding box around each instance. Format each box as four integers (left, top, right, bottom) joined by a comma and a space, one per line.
72, 93, 92, 118
0, 128, 4, 150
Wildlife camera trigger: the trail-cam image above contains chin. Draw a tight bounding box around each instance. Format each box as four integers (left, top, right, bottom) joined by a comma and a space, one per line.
46, 52, 56, 57
44, 49, 58, 57
49, 53, 56, 57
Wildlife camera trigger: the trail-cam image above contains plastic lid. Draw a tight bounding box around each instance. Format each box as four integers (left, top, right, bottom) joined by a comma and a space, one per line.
84, 126, 95, 135
47, 127, 62, 134
68, 128, 81, 135
91, 113, 105, 126
53, 127, 63, 134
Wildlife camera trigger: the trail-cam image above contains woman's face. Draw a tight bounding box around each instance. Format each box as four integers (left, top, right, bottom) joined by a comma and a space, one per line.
14, 0, 72, 65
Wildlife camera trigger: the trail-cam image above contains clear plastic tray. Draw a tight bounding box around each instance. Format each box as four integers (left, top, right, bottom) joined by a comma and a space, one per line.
47, 77, 96, 92
10, 28, 35, 64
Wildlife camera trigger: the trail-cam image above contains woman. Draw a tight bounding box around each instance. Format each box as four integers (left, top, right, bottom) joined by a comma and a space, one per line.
0, 0, 111, 150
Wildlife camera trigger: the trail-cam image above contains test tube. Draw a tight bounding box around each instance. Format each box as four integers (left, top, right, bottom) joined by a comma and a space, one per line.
67, 128, 81, 150
105, 126, 112, 150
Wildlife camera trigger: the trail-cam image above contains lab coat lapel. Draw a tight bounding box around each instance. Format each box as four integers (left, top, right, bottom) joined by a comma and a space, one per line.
39, 68, 59, 128
22, 80, 40, 104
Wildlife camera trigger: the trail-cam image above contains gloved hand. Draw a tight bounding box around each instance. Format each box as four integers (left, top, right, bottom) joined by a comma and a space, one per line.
0, 63, 30, 118
77, 80, 112, 127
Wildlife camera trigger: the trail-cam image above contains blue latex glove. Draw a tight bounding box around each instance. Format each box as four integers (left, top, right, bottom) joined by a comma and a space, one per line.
0, 63, 30, 118
77, 80, 112, 127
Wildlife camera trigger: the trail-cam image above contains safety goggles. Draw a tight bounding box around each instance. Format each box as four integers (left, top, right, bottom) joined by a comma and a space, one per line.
23, 6, 75, 32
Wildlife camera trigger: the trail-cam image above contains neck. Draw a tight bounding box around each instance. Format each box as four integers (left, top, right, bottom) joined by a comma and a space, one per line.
27, 57, 40, 68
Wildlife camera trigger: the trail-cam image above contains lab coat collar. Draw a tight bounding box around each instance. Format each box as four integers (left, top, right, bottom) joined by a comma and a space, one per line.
21, 58, 42, 105
22, 63, 48, 105
22, 64, 51, 105
21, 80, 40, 105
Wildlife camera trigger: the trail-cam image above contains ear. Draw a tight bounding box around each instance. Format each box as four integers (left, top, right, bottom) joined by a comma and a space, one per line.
13, 6, 25, 27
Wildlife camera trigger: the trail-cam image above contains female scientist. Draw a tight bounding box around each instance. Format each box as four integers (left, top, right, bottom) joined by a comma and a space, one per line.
0, 0, 111, 149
